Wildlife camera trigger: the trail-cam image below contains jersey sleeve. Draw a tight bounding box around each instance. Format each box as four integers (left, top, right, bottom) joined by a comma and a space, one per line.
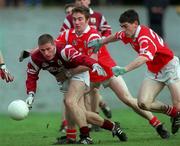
56, 31, 68, 46
138, 36, 157, 61
60, 45, 97, 69
26, 56, 41, 94
115, 31, 129, 44
59, 16, 73, 33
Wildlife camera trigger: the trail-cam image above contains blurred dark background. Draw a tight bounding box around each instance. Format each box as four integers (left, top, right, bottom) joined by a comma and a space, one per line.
39, 0, 180, 6
0, 0, 179, 7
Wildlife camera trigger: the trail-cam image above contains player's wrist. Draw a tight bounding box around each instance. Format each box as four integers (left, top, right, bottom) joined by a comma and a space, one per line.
65, 70, 72, 78
28, 91, 35, 97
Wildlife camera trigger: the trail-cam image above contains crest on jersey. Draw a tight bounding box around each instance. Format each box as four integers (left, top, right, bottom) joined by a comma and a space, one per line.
58, 59, 62, 65
72, 40, 77, 46
42, 62, 49, 68
90, 18, 96, 24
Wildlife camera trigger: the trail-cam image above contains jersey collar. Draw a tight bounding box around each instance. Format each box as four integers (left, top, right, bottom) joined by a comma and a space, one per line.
134, 25, 141, 38
89, 8, 94, 14
72, 25, 91, 36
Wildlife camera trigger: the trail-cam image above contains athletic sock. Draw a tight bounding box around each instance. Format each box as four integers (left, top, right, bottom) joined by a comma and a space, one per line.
149, 116, 161, 128
100, 119, 114, 131
62, 119, 68, 127
80, 126, 90, 137
66, 129, 76, 141
166, 105, 178, 117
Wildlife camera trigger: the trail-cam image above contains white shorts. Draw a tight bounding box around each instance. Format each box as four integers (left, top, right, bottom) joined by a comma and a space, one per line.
58, 71, 90, 93
145, 56, 180, 85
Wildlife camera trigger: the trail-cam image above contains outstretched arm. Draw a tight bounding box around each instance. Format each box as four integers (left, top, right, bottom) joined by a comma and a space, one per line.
125, 56, 148, 72
112, 56, 148, 76
88, 34, 118, 53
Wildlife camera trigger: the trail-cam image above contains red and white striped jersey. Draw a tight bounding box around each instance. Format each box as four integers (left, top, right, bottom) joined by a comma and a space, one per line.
115, 25, 174, 73
60, 8, 112, 37
26, 44, 97, 94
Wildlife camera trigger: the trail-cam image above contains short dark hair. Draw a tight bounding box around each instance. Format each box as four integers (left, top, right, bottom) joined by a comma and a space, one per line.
64, 3, 75, 11
72, 6, 90, 20
38, 34, 54, 46
119, 9, 140, 25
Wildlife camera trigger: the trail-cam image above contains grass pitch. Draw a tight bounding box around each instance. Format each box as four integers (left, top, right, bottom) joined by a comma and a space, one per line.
0, 109, 180, 146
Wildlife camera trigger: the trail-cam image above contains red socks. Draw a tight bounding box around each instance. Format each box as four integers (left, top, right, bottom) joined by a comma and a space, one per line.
100, 119, 114, 131
80, 126, 90, 137
166, 106, 178, 117
66, 129, 77, 141
62, 120, 68, 127
149, 116, 161, 128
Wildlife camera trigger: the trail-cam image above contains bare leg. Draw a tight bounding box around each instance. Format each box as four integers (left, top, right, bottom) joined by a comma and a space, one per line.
64, 80, 88, 128
138, 78, 168, 113
109, 76, 154, 120
168, 80, 180, 110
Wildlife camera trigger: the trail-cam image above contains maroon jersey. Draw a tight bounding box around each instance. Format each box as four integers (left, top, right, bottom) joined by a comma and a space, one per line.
60, 8, 111, 37
115, 25, 174, 73
26, 44, 97, 94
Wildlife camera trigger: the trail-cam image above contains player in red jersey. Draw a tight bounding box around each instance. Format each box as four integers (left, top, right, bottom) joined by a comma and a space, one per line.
88, 9, 180, 135
25, 34, 127, 144
56, 6, 170, 140
0, 50, 13, 82
59, 0, 113, 131
60, 0, 111, 37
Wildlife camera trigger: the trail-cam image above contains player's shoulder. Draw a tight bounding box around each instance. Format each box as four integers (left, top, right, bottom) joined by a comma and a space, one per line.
66, 14, 73, 21
139, 25, 151, 35
60, 45, 79, 61
92, 10, 103, 17
89, 26, 99, 33
30, 49, 44, 63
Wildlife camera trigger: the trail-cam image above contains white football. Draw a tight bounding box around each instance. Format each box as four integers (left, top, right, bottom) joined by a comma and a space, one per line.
8, 99, 29, 121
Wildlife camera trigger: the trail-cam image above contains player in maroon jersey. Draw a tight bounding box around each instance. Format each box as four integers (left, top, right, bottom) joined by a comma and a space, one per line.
64, 3, 75, 16
88, 9, 180, 135
25, 34, 127, 144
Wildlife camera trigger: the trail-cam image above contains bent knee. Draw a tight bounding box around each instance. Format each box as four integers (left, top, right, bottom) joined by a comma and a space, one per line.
64, 98, 74, 108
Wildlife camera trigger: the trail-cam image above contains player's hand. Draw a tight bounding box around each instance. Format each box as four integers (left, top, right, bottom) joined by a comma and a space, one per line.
88, 38, 103, 53
0, 64, 14, 83
25, 93, 35, 109
92, 63, 107, 76
112, 66, 127, 76
55, 72, 67, 82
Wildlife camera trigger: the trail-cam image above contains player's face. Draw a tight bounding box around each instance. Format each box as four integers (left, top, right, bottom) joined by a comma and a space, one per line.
39, 42, 56, 60
120, 21, 138, 38
65, 6, 74, 15
75, 0, 90, 8
72, 12, 89, 35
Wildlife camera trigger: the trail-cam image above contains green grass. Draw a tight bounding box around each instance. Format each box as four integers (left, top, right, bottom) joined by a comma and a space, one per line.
0, 109, 180, 146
